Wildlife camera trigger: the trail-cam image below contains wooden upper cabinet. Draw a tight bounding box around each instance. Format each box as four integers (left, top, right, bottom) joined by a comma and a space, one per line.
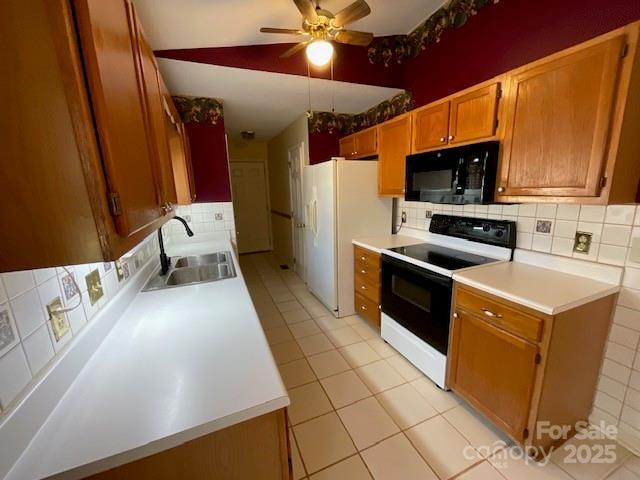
339, 135, 356, 158
412, 101, 450, 152
498, 35, 627, 199
377, 114, 412, 196
449, 308, 538, 443
449, 83, 499, 144
74, 0, 164, 237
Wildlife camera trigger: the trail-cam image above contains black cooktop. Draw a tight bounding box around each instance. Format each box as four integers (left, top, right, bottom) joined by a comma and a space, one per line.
388, 243, 499, 271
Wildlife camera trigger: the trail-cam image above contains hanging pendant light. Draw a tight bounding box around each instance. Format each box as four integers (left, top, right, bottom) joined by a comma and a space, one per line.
305, 39, 334, 67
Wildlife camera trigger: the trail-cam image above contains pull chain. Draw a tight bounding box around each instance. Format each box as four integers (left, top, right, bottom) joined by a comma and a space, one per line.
307, 60, 312, 117
331, 56, 335, 113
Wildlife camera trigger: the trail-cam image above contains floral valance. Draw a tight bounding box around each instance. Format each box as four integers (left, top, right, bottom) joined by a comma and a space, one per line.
368, 0, 498, 66
308, 91, 414, 135
172, 96, 224, 124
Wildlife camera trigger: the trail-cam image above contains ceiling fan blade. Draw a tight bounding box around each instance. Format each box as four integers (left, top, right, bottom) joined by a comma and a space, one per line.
334, 30, 374, 47
260, 27, 306, 35
280, 41, 310, 59
293, 0, 318, 23
332, 0, 371, 28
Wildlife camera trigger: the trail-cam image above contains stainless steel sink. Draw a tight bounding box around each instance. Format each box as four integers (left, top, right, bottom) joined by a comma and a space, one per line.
174, 252, 229, 268
142, 251, 236, 291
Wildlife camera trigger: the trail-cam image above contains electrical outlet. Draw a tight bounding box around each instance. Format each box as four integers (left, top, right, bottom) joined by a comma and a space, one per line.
85, 269, 103, 306
115, 260, 125, 282
47, 297, 70, 342
573, 231, 593, 254
401, 211, 407, 223
425, 210, 433, 218
215, 212, 224, 221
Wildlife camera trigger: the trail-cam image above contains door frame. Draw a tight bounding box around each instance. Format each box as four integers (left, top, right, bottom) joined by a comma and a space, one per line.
288, 141, 306, 279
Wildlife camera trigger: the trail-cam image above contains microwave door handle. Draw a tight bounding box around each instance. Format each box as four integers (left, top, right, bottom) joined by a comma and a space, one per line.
456, 159, 467, 192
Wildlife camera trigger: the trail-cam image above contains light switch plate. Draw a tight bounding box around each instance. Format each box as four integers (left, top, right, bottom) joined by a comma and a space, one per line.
630, 236, 640, 263
85, 269, 103, 305
47, 297, 70, 341
115, 260, 125, 282
573, 231, 593, 254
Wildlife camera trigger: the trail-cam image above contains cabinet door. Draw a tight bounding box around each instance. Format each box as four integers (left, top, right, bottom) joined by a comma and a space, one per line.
135, 26, 177, 207
498, 36, 625, 198
412, 101, 450, 152
448, 309, 538, 443
74, 0, 163, 237
181, 124, 197, 202
354, 127, 377, 158
449, 83, 499, 144
377, 115, 412, 196
339, 135, 356, 159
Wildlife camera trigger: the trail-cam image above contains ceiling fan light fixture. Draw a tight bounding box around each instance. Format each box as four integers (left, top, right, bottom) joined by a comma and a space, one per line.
306, 39, 334, 67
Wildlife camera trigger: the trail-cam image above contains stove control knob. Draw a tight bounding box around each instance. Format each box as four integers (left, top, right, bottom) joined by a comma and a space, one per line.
482, 224, 491, 232
495, 230, 504, 238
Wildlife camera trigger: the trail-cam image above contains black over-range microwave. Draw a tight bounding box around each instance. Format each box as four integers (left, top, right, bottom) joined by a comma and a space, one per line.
405, 141, 499, 204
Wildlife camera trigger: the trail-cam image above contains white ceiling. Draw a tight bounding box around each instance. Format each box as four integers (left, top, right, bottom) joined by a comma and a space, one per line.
134, 0, 444, 50
158, 58, 403, 139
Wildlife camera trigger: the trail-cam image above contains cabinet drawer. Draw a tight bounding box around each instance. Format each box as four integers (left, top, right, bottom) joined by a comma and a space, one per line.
355, 292, 380, 328
354, 263, 380, 286
354, 273, 380, 303
354, 245, 381, 271
456, 287, 543, 343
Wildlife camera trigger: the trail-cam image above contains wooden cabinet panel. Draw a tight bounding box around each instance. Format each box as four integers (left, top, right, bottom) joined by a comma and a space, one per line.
448, 309, 538, 442
411, 101, 450, 152
377, 114, 412, 196
339, 135, 356, 158
354, 272, 380, 303
353, 245, 381, 328
74, 0, 164, 237
354, 245, 381, 272
498, 35, 625, 198
449, 83, 499, 144
354, 127, 377, 158
355, 292, 380, 328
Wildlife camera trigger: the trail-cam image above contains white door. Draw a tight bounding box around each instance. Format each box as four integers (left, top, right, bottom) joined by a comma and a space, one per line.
288, 143, 306, 277
230, 162, 271, 254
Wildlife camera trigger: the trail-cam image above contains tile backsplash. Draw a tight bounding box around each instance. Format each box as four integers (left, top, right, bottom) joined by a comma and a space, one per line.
168, 202, 236, 241
0, 235, 159, 415
399, 200, 640, 450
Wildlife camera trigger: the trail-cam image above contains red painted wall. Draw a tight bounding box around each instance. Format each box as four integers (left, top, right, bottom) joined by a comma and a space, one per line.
184, 121, 232, 202
309, 130, 341, 164
403, 0, 640, 108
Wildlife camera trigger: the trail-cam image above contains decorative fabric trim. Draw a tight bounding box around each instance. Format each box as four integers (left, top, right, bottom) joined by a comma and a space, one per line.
308, 91, 414, 135
367, 0, 498, 66
172, 96, 224, 124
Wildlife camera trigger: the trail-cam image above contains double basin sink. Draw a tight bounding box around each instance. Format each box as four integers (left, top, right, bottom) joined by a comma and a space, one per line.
142, 252, 237, 291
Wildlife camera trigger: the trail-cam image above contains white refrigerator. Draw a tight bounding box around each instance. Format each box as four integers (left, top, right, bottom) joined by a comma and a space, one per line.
303, 158, 392, 317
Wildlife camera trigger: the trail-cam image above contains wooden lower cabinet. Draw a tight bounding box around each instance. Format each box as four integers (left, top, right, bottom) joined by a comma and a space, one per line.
354, 245, 381, 328
448, 285, 616, 450
87, 409, 290, 480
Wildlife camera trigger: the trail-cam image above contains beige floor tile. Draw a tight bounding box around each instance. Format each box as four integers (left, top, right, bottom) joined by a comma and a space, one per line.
277, 299, 304, 313
265, 325, 294, 345
321, 370, 372, 409
410, 377, 461, 413
299, 297, 326, 310
315, 315, 350, 332
288, 381, 334, 425
280, 359, 316, 389
457, 461, 506, 480
290, 430, 307, 479
366, 337, 398, 358
386, 354, 424, 382
260, 313, 287, 330
309, 455, 372, 480
361, 433, 438, 480
444, 404, 510, 457
271, 291, 296, 303
271, 339, 304, 365
607, 464, 640, 479
256, 303, 280, 317
294, 412, 357, 474
339, 342, 382, 368
297, 333, 335, 356
488, 446, 573, 480
345, 315, 362, 325
326, 326, 363, 348
283, 308, 312, 325
550, 434, 631, 480
307, 349, 351, 379
337, 397, 400, 450
351, 321, 379, 341
376, 383, 438, 429
289, 319, 322, 339
623, 456, 640, 475
355, 359, 405, 394
306, 304, 334, 319
406, 416, 480, 479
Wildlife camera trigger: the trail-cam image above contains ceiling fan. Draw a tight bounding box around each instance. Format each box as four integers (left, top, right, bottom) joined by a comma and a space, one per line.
260, 0, 374, 66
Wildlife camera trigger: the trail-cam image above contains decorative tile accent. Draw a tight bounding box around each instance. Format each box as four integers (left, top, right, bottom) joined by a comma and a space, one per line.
0, 308, 18, 356
535, 220, 552, 234
61, 272, 78, 302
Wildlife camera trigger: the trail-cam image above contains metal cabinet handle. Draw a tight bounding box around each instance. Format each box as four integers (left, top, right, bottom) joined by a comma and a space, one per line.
453, 312, 459, 319
481, 308, 503, 319
361, 256, 366, 261
361, 305, 367, 311
497, 186, 505, 193
161, 202, 172, 214
361, 285, 367, 290
440, 136, 446, 142
361, 269, 367, 274
448, 135, 454, 141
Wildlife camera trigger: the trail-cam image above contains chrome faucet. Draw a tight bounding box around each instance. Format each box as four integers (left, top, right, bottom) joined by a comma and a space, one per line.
158, 216, 194, 275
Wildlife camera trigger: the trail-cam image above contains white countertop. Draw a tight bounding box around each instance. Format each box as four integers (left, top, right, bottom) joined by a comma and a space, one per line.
7, 238, 288, 480
452, 261, 621, 315
352, 234, 424, 253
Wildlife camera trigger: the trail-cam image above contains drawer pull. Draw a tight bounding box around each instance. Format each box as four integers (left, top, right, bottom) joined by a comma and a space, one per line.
453, 312, 459, 319
361, 256, 366, 261
481, 308, 502, 319
361, 269, 367, 274
361, 285, 367, 290
361, 305, 367, 311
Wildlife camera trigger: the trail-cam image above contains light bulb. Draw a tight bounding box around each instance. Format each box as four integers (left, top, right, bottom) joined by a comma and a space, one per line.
306, 40, 334, 67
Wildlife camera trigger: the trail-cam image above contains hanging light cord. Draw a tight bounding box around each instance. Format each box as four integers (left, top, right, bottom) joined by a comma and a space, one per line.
307, 60, 312, 116
331, 56, 335, 113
